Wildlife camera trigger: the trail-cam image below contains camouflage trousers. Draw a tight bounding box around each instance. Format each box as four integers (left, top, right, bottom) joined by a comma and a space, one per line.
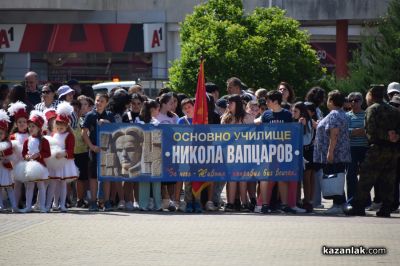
353, 144, 399, 211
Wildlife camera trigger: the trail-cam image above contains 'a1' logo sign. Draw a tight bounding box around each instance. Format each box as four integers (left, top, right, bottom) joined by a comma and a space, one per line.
144, 24, 166, 53
0, 27, 14, 48
151, 27, 162, 48
0, 25, 26, 52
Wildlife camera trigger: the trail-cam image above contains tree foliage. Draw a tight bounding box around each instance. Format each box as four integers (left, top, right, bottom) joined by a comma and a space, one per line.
168, 0, 322, 97
333, 0, 400, 94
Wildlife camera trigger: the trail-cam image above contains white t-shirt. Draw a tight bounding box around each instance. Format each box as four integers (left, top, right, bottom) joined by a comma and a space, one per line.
155, 113, 178, 124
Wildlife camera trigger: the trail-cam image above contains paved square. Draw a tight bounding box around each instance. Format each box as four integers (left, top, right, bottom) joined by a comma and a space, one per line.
0, 208, 399, 266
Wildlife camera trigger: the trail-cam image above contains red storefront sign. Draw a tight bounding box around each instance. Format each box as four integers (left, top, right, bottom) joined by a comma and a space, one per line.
0, 24, 146, 52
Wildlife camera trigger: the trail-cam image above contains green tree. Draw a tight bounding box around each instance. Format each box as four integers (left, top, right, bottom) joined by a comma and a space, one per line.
333, 0, 400, 94
168, 0, 323, 97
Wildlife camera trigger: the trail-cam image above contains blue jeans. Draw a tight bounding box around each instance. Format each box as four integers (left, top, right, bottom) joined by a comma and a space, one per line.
212, 182, 226, 204
138, 182, 161, 210
346, 146, 369, 204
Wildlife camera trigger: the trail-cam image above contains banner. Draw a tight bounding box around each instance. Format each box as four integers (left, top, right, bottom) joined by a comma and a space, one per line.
98, 123, 303, 182
0, 24, 144, 52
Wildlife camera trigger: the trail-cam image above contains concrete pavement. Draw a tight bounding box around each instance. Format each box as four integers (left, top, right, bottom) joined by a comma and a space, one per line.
1, 207, 399, 266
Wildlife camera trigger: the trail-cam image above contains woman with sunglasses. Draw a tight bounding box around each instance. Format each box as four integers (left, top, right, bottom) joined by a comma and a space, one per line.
34, 83, 60, 113
277, 81, 295, 110
345, 92, 369, 206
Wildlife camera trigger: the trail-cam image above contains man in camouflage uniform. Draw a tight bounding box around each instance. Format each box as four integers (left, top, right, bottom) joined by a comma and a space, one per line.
346, 85, 400, 217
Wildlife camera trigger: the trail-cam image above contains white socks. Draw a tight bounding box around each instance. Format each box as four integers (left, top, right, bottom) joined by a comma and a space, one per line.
6, 188, 17, 209
14, 181, 22, 207
46, 180, 57, 210
36, 181, 46, 210
59, 180, 67, 209
24, 182, 46, 211
25, 182, 35, 210
0, 190, 3, 209
53, 181, 61, 208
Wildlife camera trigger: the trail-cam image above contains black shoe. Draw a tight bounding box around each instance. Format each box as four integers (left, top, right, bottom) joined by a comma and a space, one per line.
77, 199, 87, 208
376, 209, 391, 218
261, 204, 271, 214
303, 202, 314, 213
249, 198, 257, 212
344, 205, 366, 216
88, 201, 99, 212
103, 200, 113, 212
234, 199, 241, 211
281, 205, 297, 214
224, 203, 235, 212
390, 205, 399, 213
270, 206, 283, 214
241, 203, 251, 212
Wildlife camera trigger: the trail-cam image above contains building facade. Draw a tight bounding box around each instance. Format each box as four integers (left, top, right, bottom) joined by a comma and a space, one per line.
0, 0, 390, 86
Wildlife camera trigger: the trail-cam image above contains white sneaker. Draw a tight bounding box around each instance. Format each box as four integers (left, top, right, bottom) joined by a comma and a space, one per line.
178, 201, 186, 212
33, 203, 40, 211
292, 206, 306, 213
205, 201, 218, 211
367, 202, 382, 211
133, 202, 140, 210
324, 205, 344, 215
125, 201, 134, 211
117, 200, 126, 210
254, 205, 262, 213
168, 200, 177, 212
52, 202, 60, 211
218, 199, 225, 209
148, 198, 155, 210
162, 199, 170, 210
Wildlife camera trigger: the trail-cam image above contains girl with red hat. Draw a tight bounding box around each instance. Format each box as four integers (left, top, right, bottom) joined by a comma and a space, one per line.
14, 110, 51, 213
48, 102, 78, 212
43, 109, 57, 136
0, 110, 18, 212
7, 101, 29, 208
42, 108, 62, 211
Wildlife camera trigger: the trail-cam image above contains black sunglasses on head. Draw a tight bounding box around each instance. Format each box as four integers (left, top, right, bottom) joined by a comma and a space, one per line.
41, 90, 51, 94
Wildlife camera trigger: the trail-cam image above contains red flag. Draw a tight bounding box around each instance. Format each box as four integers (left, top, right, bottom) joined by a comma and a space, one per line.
192, 58, 208, 125
192, 58, 210, 197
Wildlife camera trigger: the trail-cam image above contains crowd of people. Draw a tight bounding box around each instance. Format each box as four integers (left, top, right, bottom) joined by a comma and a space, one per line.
0, 71, 399, 217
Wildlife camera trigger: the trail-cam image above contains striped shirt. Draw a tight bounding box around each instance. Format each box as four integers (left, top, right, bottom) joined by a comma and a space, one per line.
34, 100, 78, 129
69, 111, 78, 129
34, 100, 61, 113
346, 110, 368, 147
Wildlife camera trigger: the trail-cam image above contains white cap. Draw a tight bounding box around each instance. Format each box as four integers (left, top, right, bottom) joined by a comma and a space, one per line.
387, 82, 400, 95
